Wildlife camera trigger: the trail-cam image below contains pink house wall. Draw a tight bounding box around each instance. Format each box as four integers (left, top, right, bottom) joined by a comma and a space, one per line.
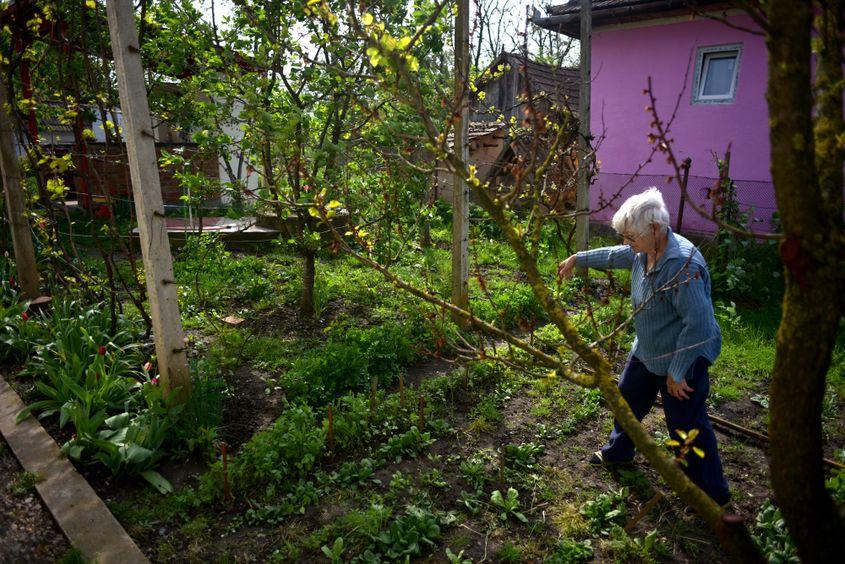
589, 13, 775, 234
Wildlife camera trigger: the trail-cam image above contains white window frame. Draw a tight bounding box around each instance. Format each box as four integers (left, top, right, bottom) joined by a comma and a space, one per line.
692, 44, 742, 104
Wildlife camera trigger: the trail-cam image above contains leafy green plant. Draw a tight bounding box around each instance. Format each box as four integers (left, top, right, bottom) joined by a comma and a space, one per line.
546, 538, 593, 563
61, 409, 173, 492
228, 404, 326, 500
825, 467, 845, 505
490, 488, 528, 523
321, 537, 345, 563
446, 547, 472, 563
368, 506, 444, 560
377, 426, 434, 464
12, 470, 42, 494
503, 442, 544, 470
604, 528, 669, 563
580, 488, 628, 536
753, 502, 800, 563
459, 455, 488, 490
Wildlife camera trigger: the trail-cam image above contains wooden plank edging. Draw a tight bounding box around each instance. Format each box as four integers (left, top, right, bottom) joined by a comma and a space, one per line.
0, 376, 149, 564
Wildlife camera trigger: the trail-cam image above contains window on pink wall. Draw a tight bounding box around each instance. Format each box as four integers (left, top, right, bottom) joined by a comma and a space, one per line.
692, 44, 742, 104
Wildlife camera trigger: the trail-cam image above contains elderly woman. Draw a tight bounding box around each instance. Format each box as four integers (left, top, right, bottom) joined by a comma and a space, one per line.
558, 188, 730, 506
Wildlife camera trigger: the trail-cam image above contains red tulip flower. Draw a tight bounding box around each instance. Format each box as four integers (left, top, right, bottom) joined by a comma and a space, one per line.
8, 276, 14, 286
98, 345, 107, 356
151, 376, 160, 386
143, 361, 154, 372
21, 311, 29, 321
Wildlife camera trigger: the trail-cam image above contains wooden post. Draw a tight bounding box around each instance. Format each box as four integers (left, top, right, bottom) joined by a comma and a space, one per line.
676, 158, 691, 233
451, 0, 470, 321
0, 70, 41, 299
106, 0, 190, 403
576, 0, 592, 266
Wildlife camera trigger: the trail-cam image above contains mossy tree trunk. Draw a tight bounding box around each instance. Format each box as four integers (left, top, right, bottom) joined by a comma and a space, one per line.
765, 1, 845, 560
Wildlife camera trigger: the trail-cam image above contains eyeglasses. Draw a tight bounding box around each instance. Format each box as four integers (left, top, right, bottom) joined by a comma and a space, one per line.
621, 232, 642, 243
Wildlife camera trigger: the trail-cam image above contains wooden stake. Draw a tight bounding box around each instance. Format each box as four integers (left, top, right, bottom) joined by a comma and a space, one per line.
625, 491, 664, 532
576, 0, 592, 270
106, 0, 190, 403
399, 373, 406, 406
451, 0, 469, 322
0, 69, 41, 299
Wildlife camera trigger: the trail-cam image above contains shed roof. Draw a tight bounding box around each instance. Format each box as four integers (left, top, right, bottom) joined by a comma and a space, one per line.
534, 1, 734, 38
484, 52, 580, 110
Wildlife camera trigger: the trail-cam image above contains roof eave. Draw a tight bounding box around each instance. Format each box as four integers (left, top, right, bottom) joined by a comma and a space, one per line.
532, 1, 735, 38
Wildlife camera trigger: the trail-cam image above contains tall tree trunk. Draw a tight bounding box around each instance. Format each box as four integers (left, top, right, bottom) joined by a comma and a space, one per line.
0, 70, 41, 299
765, 1, 845, 560
300, 249, 316, 318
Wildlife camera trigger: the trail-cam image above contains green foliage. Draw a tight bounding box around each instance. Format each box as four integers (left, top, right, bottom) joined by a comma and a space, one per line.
459, 454, 488, 490
753, 502, 800, 563
546, 538, 593, 563
503, 442, 544, 471
603, 528, 670, 563
702, 169, 782, 301
282, 320, 429, 404
12, 470, 42, 495
580, 488, 628, 536
282, 342, 369, 403
170, 373, 226, 458
228, 404, 326, 500
490, 488, 528, 523
366, 506, 445, 561
825, 468, 845, 505
377, 426, 434, 464
174, 234, 275, 317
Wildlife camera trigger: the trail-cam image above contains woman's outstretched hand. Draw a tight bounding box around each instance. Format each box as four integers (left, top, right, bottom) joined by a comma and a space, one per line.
557, 255, 578, 280
667, 376, 694, 400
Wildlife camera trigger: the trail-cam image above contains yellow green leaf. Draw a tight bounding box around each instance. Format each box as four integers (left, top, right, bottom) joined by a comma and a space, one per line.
665, 440, 681, 448
326, 200, 341, 209
307, 207, 320, 218
362, 12, 374, 26
692, 447, 706, 458
676, 429, 687, 440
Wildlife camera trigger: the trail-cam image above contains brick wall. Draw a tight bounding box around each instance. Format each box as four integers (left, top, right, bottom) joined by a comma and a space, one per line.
70, 143, 219, 206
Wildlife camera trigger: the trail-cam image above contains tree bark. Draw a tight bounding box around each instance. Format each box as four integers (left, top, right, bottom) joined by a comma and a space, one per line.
0, 70, 41, 299
765, 1, 845, 560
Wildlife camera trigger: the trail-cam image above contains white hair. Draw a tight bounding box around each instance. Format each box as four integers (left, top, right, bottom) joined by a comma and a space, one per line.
611, 187, 670, 236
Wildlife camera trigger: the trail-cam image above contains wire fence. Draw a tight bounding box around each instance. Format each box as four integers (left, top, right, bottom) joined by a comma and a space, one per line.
590, 172, 779, 236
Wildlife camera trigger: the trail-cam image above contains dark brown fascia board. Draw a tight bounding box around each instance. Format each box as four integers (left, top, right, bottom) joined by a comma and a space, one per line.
533, 1, 734, 38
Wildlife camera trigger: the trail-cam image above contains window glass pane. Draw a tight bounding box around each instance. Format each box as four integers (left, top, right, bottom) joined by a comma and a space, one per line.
702, 54, 736, 97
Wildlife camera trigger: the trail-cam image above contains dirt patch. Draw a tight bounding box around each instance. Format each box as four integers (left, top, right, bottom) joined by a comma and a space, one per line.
220, 364, 287, 450
0, 436, 70, 562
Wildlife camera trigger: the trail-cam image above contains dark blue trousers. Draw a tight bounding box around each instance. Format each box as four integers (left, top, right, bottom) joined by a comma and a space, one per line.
601, 355, 731, 505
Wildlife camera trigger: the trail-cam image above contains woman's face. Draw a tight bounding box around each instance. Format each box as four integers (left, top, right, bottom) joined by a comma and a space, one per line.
621, 224, 657, 254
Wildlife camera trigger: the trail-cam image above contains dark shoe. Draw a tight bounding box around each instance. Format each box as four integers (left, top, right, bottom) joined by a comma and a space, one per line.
588, 450, 633, 467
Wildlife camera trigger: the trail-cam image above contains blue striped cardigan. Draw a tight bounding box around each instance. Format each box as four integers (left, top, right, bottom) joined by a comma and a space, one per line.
575, 228, 722, 382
